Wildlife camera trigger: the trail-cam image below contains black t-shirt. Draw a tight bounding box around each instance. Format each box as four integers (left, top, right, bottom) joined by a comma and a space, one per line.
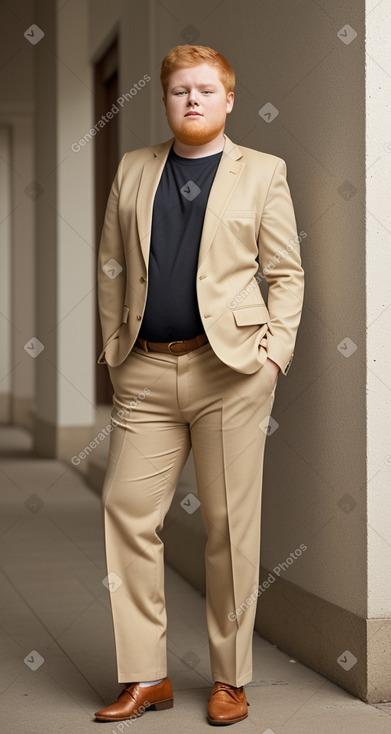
139, 144, 223, 342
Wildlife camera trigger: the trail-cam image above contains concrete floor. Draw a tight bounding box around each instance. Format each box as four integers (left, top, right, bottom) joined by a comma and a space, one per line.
1, 425, 391, 734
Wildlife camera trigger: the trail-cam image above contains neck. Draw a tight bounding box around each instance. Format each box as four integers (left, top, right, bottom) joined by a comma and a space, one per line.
173, 132, 226, 158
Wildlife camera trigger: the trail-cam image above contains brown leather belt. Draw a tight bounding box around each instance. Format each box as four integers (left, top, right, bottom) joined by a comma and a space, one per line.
137, 333, 208, 355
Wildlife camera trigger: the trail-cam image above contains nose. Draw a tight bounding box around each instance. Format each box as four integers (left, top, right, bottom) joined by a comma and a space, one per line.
187, 91, 199, 106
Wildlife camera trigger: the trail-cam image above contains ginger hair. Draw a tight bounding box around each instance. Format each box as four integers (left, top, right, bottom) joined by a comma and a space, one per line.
160, 45, 235, 96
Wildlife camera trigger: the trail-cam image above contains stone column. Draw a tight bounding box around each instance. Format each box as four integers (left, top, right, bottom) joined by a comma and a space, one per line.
33, 0, 95, 465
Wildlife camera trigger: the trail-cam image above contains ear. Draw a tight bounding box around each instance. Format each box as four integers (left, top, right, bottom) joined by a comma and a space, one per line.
226, 91, 235, 114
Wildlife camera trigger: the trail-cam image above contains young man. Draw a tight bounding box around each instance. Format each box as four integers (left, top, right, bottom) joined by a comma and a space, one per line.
94, 45, 304, 726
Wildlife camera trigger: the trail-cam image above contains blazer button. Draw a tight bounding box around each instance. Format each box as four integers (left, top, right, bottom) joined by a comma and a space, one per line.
140, 276, 146, 283
136, 314, 142, 320
199, 273, 207, 280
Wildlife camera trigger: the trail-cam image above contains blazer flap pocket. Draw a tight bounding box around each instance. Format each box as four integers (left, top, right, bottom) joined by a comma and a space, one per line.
232, 304, 270, 326
97, 325, 121, 364
106, 325, 121, 345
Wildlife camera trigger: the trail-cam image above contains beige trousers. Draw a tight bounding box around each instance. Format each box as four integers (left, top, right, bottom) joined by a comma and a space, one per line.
101, 340, 278, 687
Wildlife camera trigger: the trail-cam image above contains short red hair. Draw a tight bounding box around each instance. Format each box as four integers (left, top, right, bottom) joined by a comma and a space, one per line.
160, 45, 235, 96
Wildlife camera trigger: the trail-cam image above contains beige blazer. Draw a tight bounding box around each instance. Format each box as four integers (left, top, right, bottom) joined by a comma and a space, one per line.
97, 134, 304, 375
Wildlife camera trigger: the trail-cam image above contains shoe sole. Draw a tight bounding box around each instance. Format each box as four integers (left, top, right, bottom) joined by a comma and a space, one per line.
207, 712, 248, 725
94, 698, 173, 721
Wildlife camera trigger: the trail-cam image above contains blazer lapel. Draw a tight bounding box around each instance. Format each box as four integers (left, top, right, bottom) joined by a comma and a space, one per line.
135, 134, 243, 269
198, 134, 244, 266
136, 138, 174, 268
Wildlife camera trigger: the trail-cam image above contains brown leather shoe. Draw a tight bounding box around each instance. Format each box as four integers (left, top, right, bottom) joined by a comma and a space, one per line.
94, 677, 173, 721
207, 681, 250, 725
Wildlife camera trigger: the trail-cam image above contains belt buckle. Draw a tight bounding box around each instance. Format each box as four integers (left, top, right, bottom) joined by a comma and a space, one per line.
168, 340, 185, 354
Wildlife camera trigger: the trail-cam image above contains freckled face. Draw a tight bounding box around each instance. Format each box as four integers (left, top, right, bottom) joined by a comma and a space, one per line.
163, 63, 234, 146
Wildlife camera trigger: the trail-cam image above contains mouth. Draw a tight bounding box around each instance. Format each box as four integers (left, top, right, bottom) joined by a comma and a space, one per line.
184, 112, 203, 117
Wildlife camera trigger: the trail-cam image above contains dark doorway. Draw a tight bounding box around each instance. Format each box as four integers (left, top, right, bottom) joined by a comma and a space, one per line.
94, 38, 119, 404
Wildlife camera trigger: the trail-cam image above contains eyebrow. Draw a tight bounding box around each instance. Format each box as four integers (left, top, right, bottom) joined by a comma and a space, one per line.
170, 82, 218, 90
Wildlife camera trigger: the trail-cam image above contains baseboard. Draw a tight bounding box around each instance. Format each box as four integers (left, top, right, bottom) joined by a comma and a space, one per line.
255, 566, 391, 703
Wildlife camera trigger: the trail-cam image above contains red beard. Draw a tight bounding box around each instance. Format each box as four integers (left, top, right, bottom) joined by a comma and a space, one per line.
170, 116, 224, 146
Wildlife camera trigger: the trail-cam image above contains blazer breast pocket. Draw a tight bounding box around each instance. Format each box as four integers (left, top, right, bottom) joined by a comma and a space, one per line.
221, 211, 258, 246
223, 210, 257, 219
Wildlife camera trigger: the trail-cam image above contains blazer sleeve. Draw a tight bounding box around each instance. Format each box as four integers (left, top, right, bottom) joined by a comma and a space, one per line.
96, 153, 127, 357
257, 158, 305, 375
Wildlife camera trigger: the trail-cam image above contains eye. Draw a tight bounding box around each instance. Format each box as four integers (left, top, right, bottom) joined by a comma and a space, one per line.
203, 90, 212, 94
175, 91, 186, 95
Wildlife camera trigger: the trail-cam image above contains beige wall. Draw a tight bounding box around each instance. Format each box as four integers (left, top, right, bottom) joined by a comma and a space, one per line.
89, 0, 368, 615
256, 0, 366, 616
